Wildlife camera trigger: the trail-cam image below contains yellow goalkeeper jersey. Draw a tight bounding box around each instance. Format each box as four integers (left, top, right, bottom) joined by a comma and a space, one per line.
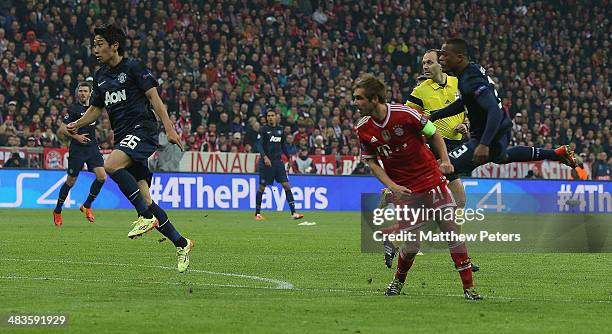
405, 76, 465, 140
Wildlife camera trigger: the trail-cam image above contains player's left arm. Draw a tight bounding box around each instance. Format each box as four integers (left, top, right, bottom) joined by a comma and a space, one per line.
145, 87, 184, 151
421, 120, 454, 175
473, 86, 502, 146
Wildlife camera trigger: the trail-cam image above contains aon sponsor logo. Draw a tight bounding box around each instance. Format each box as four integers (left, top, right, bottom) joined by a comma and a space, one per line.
269, 136, 281, 142
105, 89, 127, 106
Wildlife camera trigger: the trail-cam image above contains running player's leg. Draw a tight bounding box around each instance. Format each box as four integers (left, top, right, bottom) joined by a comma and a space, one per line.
434, 184, 481, 300
79, 166, 106, 223
385, 237, 420, 296
82, 151, 106, 210
105, 149, 153, 220
495, 132, 580, 168
53, 156, 82, 226
54, 174, 77, 214
79, 150, 106, 223
129, 164, 189, 248
132, 169, 192, 272
446, 175, 480, 272
437, 217, 482, 300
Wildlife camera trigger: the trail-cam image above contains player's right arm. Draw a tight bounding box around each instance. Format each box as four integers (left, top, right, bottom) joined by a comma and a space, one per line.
66, 105, 103, 134
364, 158, 411, 195
58, 106, 89, 143
59, 123, 90, 144
255, 127, 271, 167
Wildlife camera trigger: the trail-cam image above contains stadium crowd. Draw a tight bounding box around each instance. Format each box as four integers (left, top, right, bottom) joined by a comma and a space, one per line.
0, 0, 609, 177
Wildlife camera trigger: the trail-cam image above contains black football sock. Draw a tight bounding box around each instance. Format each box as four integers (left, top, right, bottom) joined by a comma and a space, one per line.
256, 190, 263, 215
83, 179, 105, 208
149, 202, 187, 247
285, 189, 296, 214
506, 146, 556, 162
54, 182, 72, 213
109, 169, 153, 218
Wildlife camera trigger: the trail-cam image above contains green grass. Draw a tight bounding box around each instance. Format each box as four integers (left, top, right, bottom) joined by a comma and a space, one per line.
1, 209, 610, 333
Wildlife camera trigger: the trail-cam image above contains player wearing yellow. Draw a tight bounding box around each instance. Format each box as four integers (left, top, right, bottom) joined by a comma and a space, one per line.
381, 50, 479, 272
406, 64, 465, 141
405, 49, 468, 209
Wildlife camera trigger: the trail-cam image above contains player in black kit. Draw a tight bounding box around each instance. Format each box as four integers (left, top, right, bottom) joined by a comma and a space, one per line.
254, 110, 304, 220
430, 38, 581, 178
66, 24, 193, 272
53, 81, 106, 227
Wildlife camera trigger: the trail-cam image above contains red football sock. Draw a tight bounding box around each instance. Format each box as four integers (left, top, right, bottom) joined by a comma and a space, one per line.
395, 253, 415, 282
449, 242, 473, 289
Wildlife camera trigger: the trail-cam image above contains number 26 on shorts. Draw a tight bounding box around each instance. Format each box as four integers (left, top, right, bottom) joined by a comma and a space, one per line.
119, 135, 141, 149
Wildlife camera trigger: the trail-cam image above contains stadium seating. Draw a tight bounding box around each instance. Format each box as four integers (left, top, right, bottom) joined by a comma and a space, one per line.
0, 0, 609, 173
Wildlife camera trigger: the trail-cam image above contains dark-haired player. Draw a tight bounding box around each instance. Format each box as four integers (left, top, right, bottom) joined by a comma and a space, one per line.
430, 38, 581, 177
254, 110, 304, 220
67, 25, 193, 272
54, 81, 106, 226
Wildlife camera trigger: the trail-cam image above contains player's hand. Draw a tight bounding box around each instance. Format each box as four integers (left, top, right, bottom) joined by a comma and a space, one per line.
166, 130, 184, 151
454, 123, 468, 136
66, 122, 79, 135
473, 144, 489, 165
264, 156, 272, 167
74, 133, 91, 144
389, 184, 411, 198
438, 159, 454, 175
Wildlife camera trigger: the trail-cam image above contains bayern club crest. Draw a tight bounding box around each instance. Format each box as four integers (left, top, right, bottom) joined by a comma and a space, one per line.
393, 125, 404, 137
118, 72, 127, 83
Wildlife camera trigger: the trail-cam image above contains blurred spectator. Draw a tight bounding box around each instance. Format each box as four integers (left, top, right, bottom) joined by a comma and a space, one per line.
591, 152, 611, 180
3, 150, 27, 167
230, 132, 245, 153
294, 147, 317, 174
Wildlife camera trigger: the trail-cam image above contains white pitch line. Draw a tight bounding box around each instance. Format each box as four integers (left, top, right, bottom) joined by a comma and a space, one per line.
2, 258, 609, 304
1, 258, 293, 290
0, 275, 284, 290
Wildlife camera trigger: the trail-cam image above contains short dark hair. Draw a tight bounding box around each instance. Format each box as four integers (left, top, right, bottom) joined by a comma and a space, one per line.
445, 38, 469, 58
93, 24, 125, 55
353, 74, 386, 103
76, 81, 92, 92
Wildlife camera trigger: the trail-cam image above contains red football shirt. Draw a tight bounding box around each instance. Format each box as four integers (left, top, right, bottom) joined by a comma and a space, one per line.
356, 103, 445, 192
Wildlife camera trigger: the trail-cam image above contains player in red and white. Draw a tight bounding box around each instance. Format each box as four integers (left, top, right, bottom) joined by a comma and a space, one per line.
353, 74, 481, 300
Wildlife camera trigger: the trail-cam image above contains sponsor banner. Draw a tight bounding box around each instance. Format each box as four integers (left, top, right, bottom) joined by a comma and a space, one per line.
179, 152, 260, 173
43, 148, 68, 169
0, 169, 610, 212
471, 160, 591, 179
339, 156, 360, 175
179, 152, 344, 175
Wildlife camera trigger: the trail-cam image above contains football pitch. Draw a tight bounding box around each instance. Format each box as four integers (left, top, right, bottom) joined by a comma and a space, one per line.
1, 209, 610, 333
